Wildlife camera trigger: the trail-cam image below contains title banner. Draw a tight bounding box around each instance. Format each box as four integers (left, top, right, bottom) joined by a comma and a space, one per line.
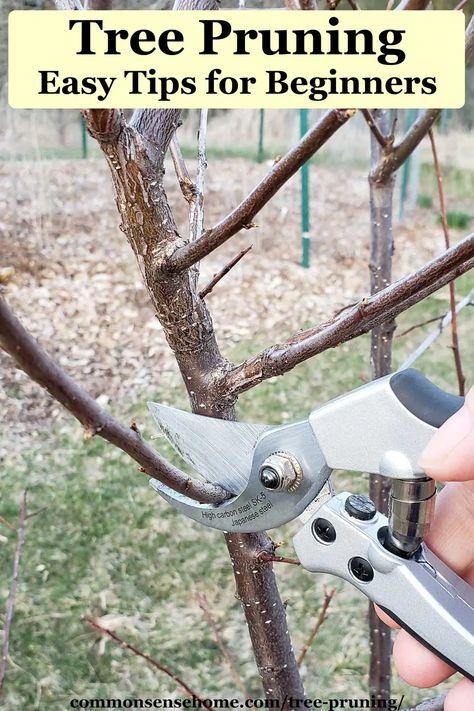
9, 10, 465, 109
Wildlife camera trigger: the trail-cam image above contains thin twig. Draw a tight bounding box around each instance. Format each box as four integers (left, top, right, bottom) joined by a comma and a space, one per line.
258, 553, 301, 566
297, 587, 335, 667
398, 290, 473, 371
221, 234, 474, 397
195, 592, 249, 698
0, 491, 28, 694
428, 128, 466, 395
0, 516, 15, 531
26, 506, 49, 521
86, 618, 205, 701
454, 0, 470, 11
199, 246, 252, 299
170, 136, 195, 204
396, 314, 445, 338
0, 297, 229, 505
362, 109, 388, 148
190, 109, 208, 243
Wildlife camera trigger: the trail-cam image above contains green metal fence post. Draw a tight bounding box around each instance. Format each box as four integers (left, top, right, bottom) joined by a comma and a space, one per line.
399, 108, 417, 220
300, 109, 310, 268
81, 114, 88, 159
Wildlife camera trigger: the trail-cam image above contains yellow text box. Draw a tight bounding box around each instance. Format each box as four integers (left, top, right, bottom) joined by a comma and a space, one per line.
8, 10, 465, 109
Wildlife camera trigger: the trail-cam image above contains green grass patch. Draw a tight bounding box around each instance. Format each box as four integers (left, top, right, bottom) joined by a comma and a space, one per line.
420, 162, 474, 212
442, 210, 472, 231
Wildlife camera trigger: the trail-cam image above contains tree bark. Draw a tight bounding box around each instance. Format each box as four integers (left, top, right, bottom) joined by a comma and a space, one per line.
86, 107, 304, 701
368, 109, 395, 703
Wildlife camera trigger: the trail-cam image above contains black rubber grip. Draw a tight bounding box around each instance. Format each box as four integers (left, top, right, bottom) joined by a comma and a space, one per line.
379, 606, 474, 683
390, 369, 464, 428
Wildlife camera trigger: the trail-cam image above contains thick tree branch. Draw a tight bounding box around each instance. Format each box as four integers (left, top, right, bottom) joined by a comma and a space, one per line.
54, 0, 125, 141
371, 110, 441, 184
166, 109, 355, 272
372, 20, 473, 183
368, 109, 394, 703
0, 296, 228, 505
226, 533, 304, 702
221, 235, 474, 397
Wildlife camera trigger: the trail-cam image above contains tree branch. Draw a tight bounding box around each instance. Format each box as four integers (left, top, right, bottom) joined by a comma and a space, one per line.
0, 491, 28, 695
258, 553, 301, 565
297, 587, 335, 667
466, 15, 474, 66
372, 20, 473, 183
221, 235, 474, 397
428, 128, 466, 395
190, 109, 208, 243
54, 0, 125, 141
368, 109, 394, 703
166, 109, 355, 272
199, 246, 252, 299
170, 136, 195, 204
395, 0, 430, 9
362, 109, 388, 148
0, 297, 229, 505
371, 110, 441, 184
195, 591, 250, 698
398, 290, 473, 371
86, 618, 206, 701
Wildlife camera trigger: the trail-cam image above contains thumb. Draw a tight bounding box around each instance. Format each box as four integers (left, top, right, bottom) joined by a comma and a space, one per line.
418, 386, 474, 481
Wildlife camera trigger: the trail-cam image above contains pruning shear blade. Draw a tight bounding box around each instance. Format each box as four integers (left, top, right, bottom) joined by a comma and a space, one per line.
147, 402, 268, 494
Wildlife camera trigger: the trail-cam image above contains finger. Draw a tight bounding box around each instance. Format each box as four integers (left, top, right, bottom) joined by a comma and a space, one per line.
419, 387, 474, 481
374, 480, 474, 629
393, 631, 454, 687
445, 678, 474, 711
424, 480, 474, 573
374, 605, 400, 629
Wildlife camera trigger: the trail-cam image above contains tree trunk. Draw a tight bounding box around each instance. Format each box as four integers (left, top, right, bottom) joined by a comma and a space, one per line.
95, 116, 304, 702
368, 109, 396, 702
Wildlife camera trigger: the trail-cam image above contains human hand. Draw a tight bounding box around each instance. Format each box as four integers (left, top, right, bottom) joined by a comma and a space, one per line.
377, 386, 474, 711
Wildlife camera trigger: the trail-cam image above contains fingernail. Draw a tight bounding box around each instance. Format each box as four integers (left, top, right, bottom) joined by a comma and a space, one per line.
419, 388, 474, 470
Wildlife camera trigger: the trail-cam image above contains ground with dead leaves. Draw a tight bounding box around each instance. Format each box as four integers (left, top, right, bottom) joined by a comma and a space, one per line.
0, 154, 453, 441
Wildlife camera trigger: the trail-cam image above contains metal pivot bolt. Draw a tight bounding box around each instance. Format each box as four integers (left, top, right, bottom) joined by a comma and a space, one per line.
258, 452, 303, 492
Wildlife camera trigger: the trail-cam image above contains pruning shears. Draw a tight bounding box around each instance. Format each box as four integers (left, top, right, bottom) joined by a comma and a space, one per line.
147, 368, 474, 681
